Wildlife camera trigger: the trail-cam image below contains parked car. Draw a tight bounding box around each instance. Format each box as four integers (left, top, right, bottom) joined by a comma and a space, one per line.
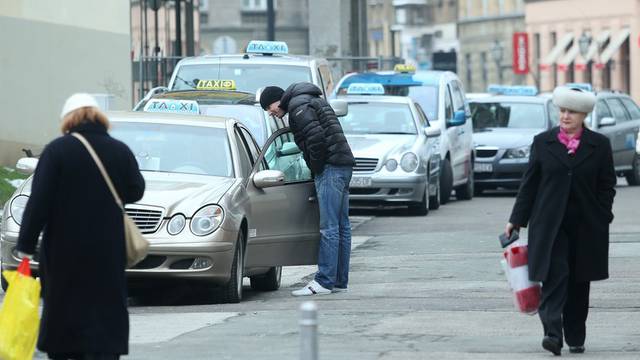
334, 66, 475, 203
1, 112, 320, 303
133, 88, 255, 111
585, 91, 640, 185
338, 86, 441, 215
469, 86, 559, 193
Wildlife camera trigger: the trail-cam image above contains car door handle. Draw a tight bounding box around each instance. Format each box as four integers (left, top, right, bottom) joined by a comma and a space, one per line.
308, 196, 317, 203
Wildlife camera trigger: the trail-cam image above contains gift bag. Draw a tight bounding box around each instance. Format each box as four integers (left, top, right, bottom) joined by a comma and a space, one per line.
0, 258, 41, 360
501, 241, 541, 315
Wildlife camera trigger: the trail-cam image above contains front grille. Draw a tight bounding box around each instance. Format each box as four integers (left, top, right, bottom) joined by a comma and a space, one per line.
350, 188, 380, 195
354, 158, 378, 172
125, 206, 163, 234
132, 255, 166, 269
476, 149, 498, 158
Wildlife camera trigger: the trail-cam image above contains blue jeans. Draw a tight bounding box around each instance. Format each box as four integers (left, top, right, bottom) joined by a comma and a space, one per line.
313, 164, 353, 290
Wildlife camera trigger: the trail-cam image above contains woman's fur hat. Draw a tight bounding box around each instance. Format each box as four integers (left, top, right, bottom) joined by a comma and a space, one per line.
552, 86, 596, 114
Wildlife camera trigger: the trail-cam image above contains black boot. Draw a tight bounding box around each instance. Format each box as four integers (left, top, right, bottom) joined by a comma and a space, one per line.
569, 345, 585, 353
542, 336, 562, 356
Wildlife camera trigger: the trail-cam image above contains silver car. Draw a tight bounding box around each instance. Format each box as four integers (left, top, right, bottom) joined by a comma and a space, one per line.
339, 96, 442, 215
1, 112, 320, 303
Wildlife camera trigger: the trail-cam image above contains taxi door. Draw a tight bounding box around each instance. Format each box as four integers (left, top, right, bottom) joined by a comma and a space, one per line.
244, 128, 320, 267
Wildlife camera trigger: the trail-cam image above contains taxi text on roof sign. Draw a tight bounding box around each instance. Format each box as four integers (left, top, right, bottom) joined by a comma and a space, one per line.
394, 64, 416, 73
143, 99, 200, 114
246, 40, 289, 55
196, 79, 237, 91
347, 83, 385, 95
487, 84, 538, 96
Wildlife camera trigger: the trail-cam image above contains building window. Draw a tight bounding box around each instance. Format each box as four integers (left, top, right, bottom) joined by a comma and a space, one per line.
465, 53, 472, 90
242, 0, 275, 12
550, 31, 557, 88
480, 52, 488, 88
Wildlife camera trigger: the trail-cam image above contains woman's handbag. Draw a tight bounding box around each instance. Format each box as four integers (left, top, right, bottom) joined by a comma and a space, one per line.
72, 133, 149, 268
500, 241, 541, 314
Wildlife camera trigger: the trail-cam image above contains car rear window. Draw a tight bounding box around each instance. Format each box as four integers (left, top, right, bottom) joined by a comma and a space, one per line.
470, 102, 546, 131
171, 63, 312, 94
339, 102, 417, 135
111, 122, 233, 177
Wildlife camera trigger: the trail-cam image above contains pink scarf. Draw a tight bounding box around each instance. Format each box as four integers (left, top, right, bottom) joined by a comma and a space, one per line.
557, 127, 583, 155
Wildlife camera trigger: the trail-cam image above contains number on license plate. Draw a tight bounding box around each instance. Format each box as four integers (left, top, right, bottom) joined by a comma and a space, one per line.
474, 163, 493, 173
350, 176, 372, 187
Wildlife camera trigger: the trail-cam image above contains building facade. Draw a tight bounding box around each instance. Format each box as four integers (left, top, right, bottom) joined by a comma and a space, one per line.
367, 0, 398, 58
0, 1, 132, 166
392, 0, 459, 71
526, 0, 639, 100
457, 0, 526, 93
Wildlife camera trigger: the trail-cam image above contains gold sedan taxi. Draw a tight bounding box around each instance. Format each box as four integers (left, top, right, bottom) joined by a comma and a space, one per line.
1, 111, 320, 303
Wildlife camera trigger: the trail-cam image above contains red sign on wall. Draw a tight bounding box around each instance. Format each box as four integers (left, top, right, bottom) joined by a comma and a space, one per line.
513, 32, 529, 75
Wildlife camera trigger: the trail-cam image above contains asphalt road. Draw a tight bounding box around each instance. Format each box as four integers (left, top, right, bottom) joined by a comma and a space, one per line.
5, 181, 639, 359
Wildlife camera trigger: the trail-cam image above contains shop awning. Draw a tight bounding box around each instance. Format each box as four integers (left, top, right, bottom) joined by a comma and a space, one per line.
540, 33, 574, 68
599, 28, 630, 64
576, 30, 611, 65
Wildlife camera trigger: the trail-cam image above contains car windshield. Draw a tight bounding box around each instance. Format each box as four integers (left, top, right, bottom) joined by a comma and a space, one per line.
339, 102, 417, 135
171, 63, 313, 93
385, 85, 439, 121
470, 102, 546, 131
201, 105, 268, 146
110, 122, 233, 177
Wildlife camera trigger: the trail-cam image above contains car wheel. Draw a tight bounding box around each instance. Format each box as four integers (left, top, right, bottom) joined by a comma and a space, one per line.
474, 186, 484, 196
409, 184, 429, 216
624, 154, 640, 186
250, 266, 282, 291
428, 173, 440, 210
439, 158, 453, 204
455, 160, 474, 200
217, 230, 244, 303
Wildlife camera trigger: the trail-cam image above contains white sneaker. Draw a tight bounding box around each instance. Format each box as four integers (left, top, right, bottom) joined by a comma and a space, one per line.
291, 280, 332, 296
332, 287, 348, 293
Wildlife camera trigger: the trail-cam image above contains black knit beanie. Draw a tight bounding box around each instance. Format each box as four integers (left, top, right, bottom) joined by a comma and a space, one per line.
259, 86, 285, 110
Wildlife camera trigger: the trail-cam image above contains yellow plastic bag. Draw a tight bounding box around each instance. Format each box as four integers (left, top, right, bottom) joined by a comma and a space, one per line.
0, 258, 41, 360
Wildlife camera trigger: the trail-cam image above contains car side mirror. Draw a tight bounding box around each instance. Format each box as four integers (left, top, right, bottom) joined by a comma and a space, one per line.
598, 116, 616, 127
447, 110, 466, 127
329, 99, 348, 117
16, 157, 38, 175
277, 142, 301, 156
253, 169, 285, 188
424, 127, 441, 138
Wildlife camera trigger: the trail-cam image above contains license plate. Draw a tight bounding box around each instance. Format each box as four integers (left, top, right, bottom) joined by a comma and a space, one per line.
474, 163, 493, 173
350, 176, 372, 187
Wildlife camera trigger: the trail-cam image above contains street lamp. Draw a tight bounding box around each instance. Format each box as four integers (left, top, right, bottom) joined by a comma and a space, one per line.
491, 40, 504, 84
578, 31, 592, 59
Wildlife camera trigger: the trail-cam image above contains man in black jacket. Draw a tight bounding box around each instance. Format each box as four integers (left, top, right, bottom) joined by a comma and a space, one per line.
260, 83, 355, 296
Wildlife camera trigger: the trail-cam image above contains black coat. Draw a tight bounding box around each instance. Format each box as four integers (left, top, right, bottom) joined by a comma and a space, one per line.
280, 82, 355, 175
16, 122, 145, 355
509, 127, 616, 282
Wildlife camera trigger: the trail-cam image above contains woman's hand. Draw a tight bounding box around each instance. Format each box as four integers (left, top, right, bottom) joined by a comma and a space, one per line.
505, 222, 520, 237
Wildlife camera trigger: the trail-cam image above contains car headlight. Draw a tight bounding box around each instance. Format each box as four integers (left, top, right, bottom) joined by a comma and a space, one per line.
400, 152, 419, 172
504, 146, 531, 159
167, 214, 186, 235
385, 159, 398, 172
9, 195, 29, 226
190, 205, 224, 236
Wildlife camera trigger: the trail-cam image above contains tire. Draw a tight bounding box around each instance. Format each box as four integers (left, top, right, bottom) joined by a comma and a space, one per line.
474, 186, 484, 196
439, 158, 453, 205
455, 159, 474, 200
428, 172, 441, 210
250, 266, 282, 291
218, 231, 244, 303
624, 154, 640, 186
408, 184, 429, 216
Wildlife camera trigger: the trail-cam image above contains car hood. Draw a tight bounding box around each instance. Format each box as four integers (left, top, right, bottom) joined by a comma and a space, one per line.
137, 172, 236, 215
473, 128, 542, 149
346, 134, 417, 159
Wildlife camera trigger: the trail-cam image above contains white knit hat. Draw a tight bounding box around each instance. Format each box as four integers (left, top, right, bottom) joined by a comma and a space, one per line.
552, 86, 596, 114
60, 93, 99, 119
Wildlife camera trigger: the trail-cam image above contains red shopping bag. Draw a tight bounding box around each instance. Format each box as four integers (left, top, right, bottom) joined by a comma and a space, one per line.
501, 242, 541, 314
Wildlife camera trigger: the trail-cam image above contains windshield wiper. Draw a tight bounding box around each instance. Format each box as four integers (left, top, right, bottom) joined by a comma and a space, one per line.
375, 132, 415, 135
175, 75, 196, 89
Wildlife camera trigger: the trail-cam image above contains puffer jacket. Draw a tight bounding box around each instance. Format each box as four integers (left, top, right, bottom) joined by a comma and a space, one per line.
280, 82, 355, 175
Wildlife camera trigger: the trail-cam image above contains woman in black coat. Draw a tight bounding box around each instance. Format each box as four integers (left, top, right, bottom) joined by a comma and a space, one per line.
505, 86, 616, 356
16, 93, 145, 360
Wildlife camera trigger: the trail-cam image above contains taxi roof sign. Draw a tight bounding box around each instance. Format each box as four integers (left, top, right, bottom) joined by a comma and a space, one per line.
143, 99, 200, 114
246, 40, 289, 55
347, 83, 385, 95
393, 64, 416, 73
487, 84, 538, 96
195, 79, 236, 91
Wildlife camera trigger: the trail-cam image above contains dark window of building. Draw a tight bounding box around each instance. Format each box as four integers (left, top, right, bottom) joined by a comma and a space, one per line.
465, 53, 472, 90
480, 52, 488, 88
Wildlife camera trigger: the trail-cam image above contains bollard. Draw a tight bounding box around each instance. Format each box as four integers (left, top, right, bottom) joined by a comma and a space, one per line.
300, 301, 318, 360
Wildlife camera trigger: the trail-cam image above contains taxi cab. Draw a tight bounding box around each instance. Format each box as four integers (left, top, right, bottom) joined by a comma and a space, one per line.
339, 83, 442, 215
167, 40, 335, 98
334, 65, 475, 204
1, 112, 319, 303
